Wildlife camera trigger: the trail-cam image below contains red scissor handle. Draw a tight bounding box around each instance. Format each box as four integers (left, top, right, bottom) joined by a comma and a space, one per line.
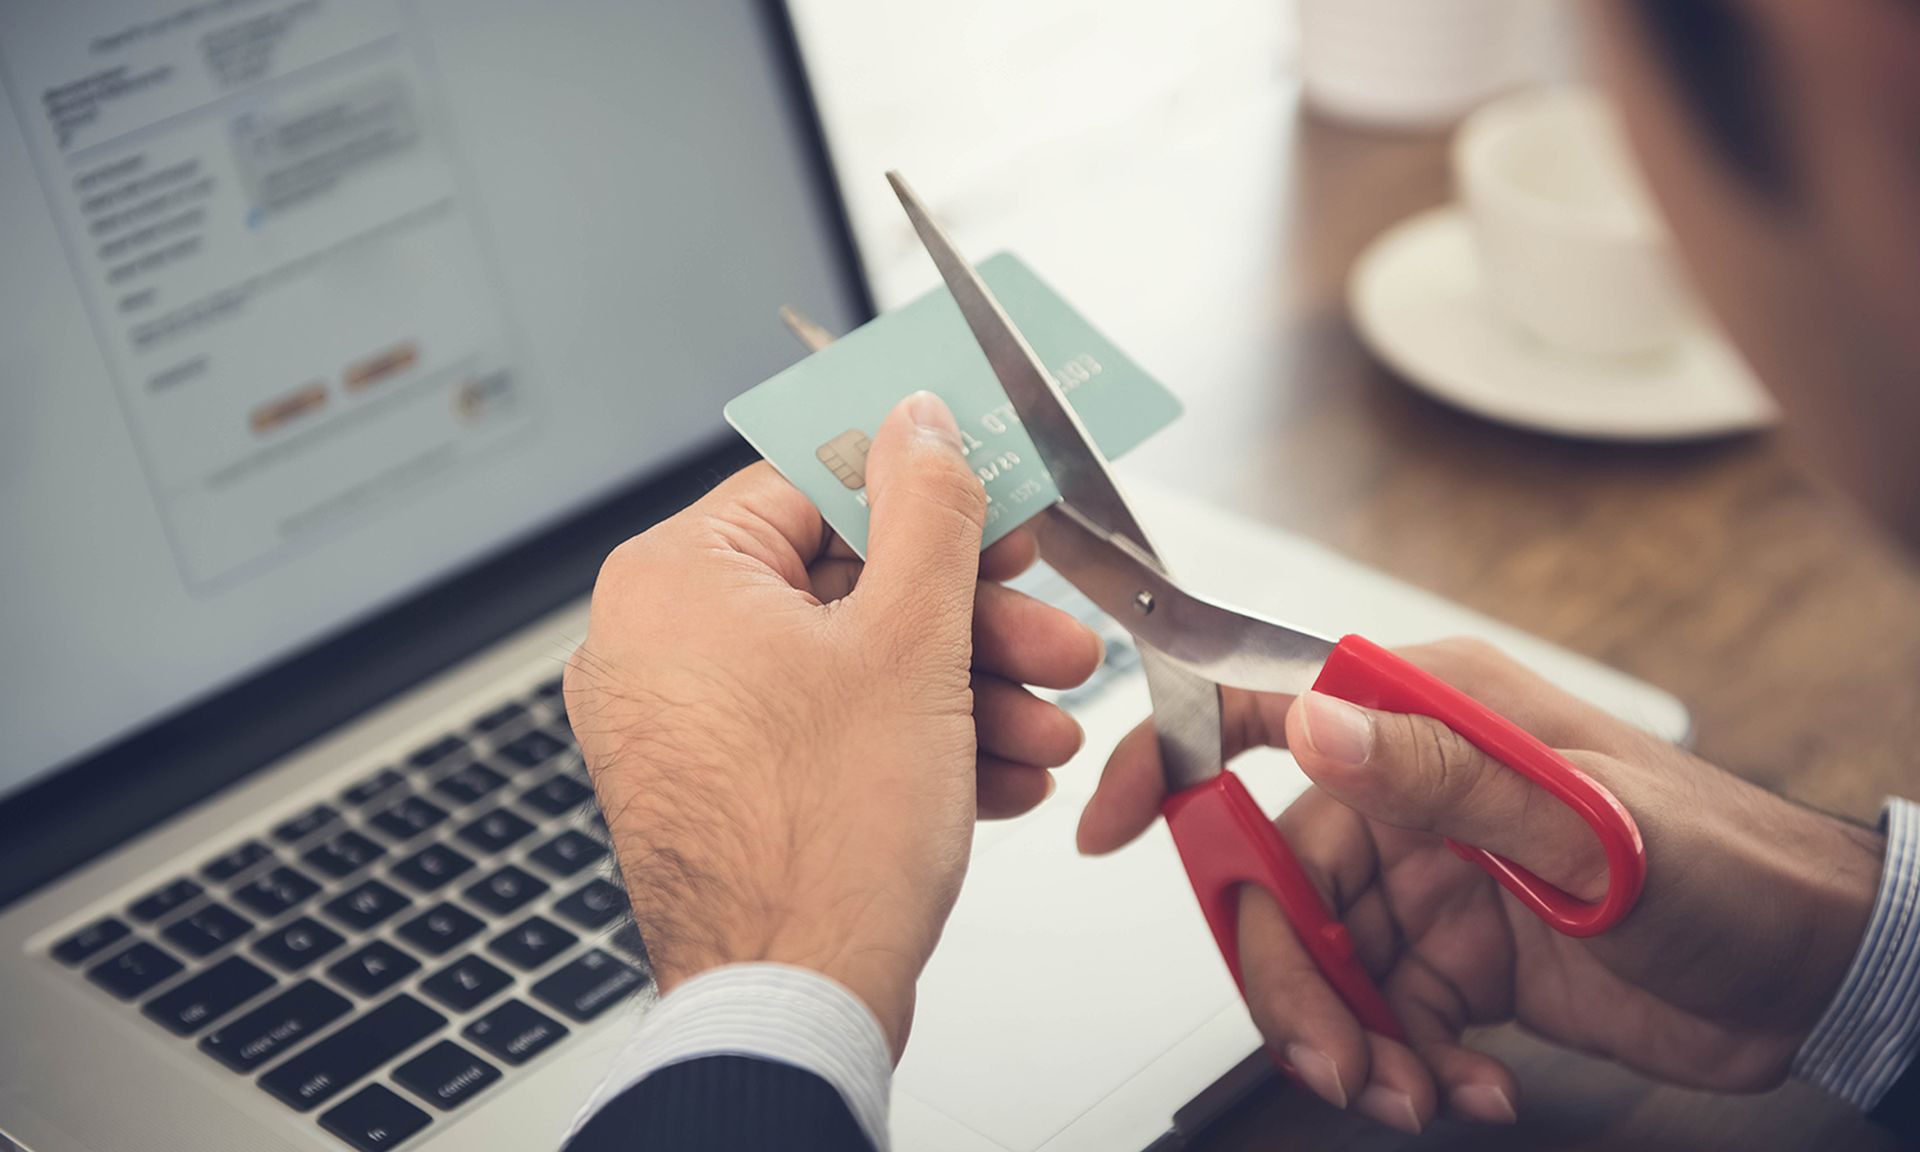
1163, 771, 1405, 1042
1312, 634, 1647, 937
1162, 635, 1647, 1051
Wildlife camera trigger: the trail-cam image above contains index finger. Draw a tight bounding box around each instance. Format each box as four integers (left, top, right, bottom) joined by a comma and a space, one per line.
1076, 686, 1289, 856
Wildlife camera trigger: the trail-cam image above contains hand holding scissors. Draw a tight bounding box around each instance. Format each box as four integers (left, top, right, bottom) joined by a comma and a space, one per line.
887, 172, 1647, 1064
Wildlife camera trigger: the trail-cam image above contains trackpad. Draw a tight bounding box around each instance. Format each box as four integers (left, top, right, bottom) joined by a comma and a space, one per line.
895, 734, 1306, 1151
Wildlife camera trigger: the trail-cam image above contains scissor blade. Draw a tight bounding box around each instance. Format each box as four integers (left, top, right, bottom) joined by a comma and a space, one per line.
1037, 502, 1340, 696
887, 171, 1159, 560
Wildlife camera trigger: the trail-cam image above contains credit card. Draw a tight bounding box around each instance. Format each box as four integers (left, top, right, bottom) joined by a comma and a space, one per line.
725, 252, 1181, 556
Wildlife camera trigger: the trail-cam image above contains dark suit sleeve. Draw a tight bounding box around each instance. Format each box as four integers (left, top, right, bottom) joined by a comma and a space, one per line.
563, 1055, 877, 1152
1869, 1060, 1920, 1142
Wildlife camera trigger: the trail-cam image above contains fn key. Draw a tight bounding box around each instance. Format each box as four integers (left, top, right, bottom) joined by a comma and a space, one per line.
320, 1083, 432, 1151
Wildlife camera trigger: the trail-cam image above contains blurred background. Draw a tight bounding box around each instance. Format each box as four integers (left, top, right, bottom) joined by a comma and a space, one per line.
783, 0, 1920, 834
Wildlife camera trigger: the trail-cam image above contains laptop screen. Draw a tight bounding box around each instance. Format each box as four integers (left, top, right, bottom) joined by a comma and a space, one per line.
0, 0, 864, 798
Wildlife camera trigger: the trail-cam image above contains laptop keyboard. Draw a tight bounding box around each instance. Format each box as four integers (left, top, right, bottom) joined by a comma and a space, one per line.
39, 566, 1142, 1152
44, 675, 651, 1151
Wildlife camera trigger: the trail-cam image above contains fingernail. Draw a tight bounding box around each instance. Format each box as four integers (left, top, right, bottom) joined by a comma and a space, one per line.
1357, 1085, 1422, 1134
1285, 1044, 1347, 1110
1450, 1084, 1517, 1125
1042, 773, 1059, 801
1301, 691, 1373, 766
903, 390, 962, 446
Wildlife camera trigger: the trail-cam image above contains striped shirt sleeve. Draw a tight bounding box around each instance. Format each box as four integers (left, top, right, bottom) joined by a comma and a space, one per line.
564, 962, 893, 1150
1793, 797, 1920, 1109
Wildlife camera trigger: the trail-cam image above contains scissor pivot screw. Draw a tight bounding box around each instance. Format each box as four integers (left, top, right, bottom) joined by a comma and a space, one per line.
1133, 591, 1155, 615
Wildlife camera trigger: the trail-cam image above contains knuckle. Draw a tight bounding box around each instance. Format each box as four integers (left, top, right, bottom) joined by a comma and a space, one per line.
1399, 714, 1484, 824
594, 533, 661, 595
886, 624, 973, 687
1417, 636, 1502, 679
1248, 981, 1295, 1038
916, 452, 988, 521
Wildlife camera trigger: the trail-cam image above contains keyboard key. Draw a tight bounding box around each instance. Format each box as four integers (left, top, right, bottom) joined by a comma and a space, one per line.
420, 955, 511, 1012
144, 955, 275, 1035
320, 1083, 432, 1152
464, 999, 568, 1066
472, 702, 527, 734
433, 762, 508, 807
494, 728, 565, 770
553, 879, 626, 931
520, 774, 593, 817
328, 940, 422, 998
200, 980, 351, 1072
488, 916, 576, 972
369, 796, 449, 843
393, 1040, 500, 1111
390, 843, 476, 893
255, 916, 347, 971
129, 877, 203, 923
532, 676, 563, 700
272, 804, 340, 844
52, 917, 130, 965
455, 808, 535, 855
233, 866, 321, 917
162, 902, 254, 957
88, 941, 183, 999
463, 866, 546, 916
258, 994, 446, 1112
395, 903, 484, 957
408, 735, 468, 771
531, 949, 646, 1022
341, 768, 407, 808
304, 831, 388, 879
324, 880, 412, 932
202, 840, 275, 882
528, 830, 607, 878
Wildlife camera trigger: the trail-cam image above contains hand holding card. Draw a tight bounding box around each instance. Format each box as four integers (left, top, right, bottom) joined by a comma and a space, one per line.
725, 252, 1182, 556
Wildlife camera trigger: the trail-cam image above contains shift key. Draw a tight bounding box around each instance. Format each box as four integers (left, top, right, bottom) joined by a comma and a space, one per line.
259, 994, 445, 1112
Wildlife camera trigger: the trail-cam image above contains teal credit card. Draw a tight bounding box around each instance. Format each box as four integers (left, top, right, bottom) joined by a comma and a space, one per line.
724, 252, 1182, 556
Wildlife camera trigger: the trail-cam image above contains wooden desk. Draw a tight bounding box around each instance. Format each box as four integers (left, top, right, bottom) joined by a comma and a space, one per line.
1154, 107, 1920, 1152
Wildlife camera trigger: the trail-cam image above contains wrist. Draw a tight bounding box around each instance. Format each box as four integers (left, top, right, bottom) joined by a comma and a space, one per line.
1773, 804, 1886, 1041
760, 932, 916, 1060
1790, 797, 1920, 1110
647, 910, 918, 1060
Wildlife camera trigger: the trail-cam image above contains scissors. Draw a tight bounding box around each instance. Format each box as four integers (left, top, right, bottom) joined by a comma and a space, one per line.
885, 171, 1647, 1045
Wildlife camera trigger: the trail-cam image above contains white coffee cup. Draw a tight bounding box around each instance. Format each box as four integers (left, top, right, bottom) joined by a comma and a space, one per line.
1299, 0, 1552, 129
1453, 86, 1690, 358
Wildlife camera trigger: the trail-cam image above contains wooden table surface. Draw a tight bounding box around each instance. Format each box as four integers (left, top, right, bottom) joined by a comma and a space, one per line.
1146, 105, 1920, 1152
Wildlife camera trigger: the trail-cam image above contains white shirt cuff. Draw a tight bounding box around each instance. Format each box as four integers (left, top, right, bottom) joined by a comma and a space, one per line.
1793, 797, 1920, 1109
564, 962, 893, 1150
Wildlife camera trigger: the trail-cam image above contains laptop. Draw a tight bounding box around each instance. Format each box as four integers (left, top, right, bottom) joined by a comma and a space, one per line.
0, 2, 1694, 1150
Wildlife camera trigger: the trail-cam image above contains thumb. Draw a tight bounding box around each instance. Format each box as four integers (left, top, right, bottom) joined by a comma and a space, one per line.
1286, 690, 1612, 900
855, 391, 988, 642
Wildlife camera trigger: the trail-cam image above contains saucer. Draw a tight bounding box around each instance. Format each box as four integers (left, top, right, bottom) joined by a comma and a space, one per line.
1347, 206, 1777, 442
